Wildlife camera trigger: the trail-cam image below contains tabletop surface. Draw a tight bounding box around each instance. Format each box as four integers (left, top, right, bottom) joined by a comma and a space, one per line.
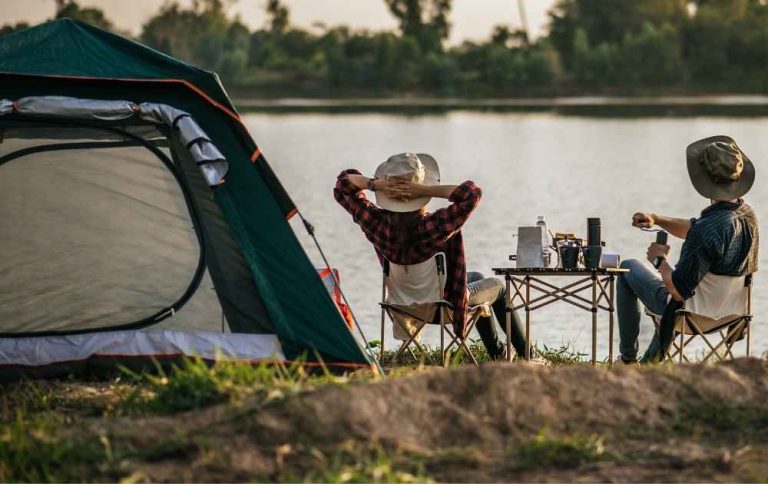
492, 267, 630, 275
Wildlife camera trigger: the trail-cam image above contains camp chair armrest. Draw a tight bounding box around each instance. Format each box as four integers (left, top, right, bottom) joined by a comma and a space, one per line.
435, 300, 454, 309
380, 300, 454, 310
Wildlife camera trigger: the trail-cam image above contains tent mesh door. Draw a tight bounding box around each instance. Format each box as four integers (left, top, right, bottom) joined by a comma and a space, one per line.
0, 126, 224, 334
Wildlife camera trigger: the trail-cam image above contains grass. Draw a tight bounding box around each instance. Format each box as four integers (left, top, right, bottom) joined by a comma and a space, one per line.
119, 355, 348, 415
0, 409, 108, 482
0, 357, 355, 481
1, 346, 764, 481
301, 443, 432, 483
513, 431, 608, 470
673, 399, 768, 438
375, 338, 493, 367
374, 339, 588, 368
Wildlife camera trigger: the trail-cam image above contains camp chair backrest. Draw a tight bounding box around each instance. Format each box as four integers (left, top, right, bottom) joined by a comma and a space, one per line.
383, 254, 446, 342
385, 256, 445, 306
379, 253, 482, 366
684, 273, 748, 322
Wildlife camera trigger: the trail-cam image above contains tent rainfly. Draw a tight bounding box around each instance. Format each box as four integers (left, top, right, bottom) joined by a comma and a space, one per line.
0, 19, 372, 379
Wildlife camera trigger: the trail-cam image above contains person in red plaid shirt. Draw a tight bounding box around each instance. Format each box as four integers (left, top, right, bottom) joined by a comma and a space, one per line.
334, 152, 527, 360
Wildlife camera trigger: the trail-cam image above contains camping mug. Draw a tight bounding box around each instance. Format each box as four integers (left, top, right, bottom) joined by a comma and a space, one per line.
582, 246, 603, 269
560, 245, 580, 269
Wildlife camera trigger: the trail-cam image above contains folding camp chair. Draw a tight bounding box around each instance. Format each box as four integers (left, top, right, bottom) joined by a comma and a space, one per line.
378, 253, 491, 366
646, 273, 753, 363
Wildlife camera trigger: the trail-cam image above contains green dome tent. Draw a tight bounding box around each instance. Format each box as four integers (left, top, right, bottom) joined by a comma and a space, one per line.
0, 19, 372, 378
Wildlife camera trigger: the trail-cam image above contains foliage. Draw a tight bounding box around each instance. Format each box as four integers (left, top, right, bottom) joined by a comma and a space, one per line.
120, 356, 344, 414
303, 442, 431, 483
514, 431, 608, 470
377, 340, 588, 368
384, 0, 452, 52
0, 409, 107, 482
0, 22, 30, 36
55, 0, 115, 31
141, 0, 250, 81
6, 0, 768, 95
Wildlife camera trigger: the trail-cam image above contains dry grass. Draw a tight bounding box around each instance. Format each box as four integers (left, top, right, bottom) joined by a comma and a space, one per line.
2, 354, 768, 481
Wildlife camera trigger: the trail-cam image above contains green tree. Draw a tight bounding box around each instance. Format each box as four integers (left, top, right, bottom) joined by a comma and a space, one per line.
384, 0, 451, 52
549, 0, 688, 70
141, 0, 249, 82
266, 0, 289, 34
0, 22, 30, 36
55, 0, 115, 31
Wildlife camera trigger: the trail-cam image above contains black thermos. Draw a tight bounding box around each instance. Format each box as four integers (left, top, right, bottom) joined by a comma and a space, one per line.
587, 218, 601, 247
653, 231, 668, 268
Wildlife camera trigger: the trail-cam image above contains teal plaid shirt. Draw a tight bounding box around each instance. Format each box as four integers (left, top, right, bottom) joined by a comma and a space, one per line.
672, 200, 759, 299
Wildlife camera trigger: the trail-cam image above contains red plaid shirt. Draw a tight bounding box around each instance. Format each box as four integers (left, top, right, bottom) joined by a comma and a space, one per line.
334, 169, 482, 336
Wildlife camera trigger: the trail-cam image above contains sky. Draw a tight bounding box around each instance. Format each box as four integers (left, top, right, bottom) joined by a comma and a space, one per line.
1, 0, 558, 44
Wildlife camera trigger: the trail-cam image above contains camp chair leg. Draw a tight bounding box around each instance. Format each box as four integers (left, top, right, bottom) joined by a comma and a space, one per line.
440, 308, 447, 367
746, 318, 751, 356
443, 326, 479, 366
394, 334, 424, 363
678, 335, 694, 363
692, 322, 729, 363
723, 319, 748, 360
406, 345, 418, 360
390, 313, 428, 363
719, 329, 737, 360
697, 318, 747, 363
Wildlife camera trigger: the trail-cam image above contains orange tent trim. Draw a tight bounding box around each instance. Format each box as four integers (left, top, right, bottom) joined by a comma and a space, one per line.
250, 147, 262, 162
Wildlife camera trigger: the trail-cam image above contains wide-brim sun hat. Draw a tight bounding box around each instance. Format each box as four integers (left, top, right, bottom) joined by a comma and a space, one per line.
374, 152, 440, 212
686, 135, 755, 200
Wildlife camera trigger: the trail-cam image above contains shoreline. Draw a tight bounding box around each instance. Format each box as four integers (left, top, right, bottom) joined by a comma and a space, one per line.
234, 94, 768, 109
234, 95, 768, 116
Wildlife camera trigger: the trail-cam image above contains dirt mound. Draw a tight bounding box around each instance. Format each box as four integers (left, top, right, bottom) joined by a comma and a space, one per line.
249, 358, 767, 445
106, 359, 768, 481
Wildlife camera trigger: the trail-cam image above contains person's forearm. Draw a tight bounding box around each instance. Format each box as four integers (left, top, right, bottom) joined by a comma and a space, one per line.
345, 174, 370, 191
658, 260, 683, 302
419, 184, 459, 199
653, 214, 692, 240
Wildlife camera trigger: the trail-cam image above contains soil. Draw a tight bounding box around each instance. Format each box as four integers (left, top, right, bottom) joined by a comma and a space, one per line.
91, 358, 768, 482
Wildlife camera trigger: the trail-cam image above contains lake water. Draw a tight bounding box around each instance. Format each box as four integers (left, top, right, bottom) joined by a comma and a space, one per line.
244, 111, 768, 360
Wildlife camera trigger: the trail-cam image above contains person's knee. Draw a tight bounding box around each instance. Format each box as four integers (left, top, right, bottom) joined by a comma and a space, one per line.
467, 271, 485, 282
484, 277, 503, 292
619, 259, 641, 283
488, 277, 505, 301
620, 259, 639, 271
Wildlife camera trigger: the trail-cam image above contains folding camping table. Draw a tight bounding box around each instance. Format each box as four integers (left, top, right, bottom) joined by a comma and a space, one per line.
491, 267, 630, 366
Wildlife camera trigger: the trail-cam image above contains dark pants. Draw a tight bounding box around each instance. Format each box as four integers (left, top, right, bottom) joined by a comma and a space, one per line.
616, 259, 669, 362
467, 272, 527, 359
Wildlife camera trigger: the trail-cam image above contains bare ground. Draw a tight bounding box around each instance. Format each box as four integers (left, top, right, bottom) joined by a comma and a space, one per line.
70, 357, 768, 482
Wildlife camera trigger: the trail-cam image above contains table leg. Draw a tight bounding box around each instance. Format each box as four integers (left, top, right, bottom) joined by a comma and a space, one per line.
609, 276, 615, 368
591, 274, 597, 366
525, 276, 531, 360
505, 276, 512, 362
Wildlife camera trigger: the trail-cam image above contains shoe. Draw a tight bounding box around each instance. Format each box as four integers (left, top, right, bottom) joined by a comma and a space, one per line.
489, 347, 508, 361
615, 356, 638, 365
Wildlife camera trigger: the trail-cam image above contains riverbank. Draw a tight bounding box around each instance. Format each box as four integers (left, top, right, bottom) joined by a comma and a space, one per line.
233, 95, 768, 116
2, 357, 767, 481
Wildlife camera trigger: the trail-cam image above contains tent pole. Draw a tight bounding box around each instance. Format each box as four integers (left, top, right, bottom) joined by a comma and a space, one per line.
299, 213, 386, 376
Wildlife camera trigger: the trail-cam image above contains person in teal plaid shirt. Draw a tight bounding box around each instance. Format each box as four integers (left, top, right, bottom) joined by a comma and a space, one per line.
617, 136, 759, 364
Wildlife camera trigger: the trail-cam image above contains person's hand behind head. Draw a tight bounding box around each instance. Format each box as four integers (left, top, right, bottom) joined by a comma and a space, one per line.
378, 179, 423, 201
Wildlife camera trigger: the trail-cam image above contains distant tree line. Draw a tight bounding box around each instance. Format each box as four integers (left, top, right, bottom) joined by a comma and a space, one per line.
3, 0, 768, 96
